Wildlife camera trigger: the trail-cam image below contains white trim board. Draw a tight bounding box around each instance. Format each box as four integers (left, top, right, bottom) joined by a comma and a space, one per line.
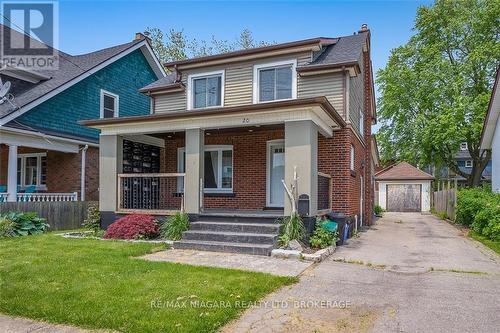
0, 129, 80, 153
93, 106, 337, 138
0, 41, 166, 126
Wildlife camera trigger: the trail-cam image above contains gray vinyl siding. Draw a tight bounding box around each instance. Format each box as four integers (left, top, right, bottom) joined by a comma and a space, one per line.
225, 64, 253, 106
298, 72, 344, 117
349, 65, 364, 135
153, 51, 349, 118
155, 92, 186, 113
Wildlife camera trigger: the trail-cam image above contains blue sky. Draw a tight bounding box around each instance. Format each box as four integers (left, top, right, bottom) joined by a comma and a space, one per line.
58, 0, 431, 131
59, 0, 431, 77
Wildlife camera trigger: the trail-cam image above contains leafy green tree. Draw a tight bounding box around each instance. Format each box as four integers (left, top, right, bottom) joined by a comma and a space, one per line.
145, 27, 273, 64
377, 0, 500, 186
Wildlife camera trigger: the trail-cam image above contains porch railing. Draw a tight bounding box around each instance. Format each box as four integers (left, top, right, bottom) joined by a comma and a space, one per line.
16, 192, 78, 202
0, 193, 8, 202
317, 172, 333, 212
117, 173, 185, 214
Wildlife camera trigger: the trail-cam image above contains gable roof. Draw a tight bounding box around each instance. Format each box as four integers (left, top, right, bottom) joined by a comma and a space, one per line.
375, 162, 434, 181
480, 66, 500, 149
143, 29, 369, 93
0, 25, 165, 125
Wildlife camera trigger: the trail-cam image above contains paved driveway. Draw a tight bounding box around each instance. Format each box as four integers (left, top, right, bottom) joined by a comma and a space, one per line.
222, 213, 500, 333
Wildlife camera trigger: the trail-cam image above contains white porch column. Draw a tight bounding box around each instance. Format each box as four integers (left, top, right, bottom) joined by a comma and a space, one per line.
7, 144, 18, 202
284, 120, 318, 216
184, 128, 204, 215
99, 135, 123, 212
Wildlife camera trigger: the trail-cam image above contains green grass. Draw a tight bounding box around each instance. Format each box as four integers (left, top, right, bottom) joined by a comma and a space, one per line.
469, 231, 500, 255
0, 234, 295, 332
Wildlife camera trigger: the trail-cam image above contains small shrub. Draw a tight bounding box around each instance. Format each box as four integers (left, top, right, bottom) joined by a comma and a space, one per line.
82, 204, 101, 235
0, 216, 16, 237
0, 212, 49, 236
160, 212, 189, 240
277, 212, 305, 246
455, 187, 500, 242
309, 221, 337, 249
374, 205, 384, 216
278, 234, 290, 248
472, 205, 500, 241
456, 188, 492, 226
103, 214, 159, 240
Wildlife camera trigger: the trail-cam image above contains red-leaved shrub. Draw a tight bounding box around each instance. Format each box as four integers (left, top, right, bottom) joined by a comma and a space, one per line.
103, 214, 159, 240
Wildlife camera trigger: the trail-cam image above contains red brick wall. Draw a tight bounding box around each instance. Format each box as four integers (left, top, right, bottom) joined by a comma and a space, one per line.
362, 41, 374, 225
0, 144, 7, 186
160, 126, 368, 218
0, 144, 99, 201
162, 128, 284, 210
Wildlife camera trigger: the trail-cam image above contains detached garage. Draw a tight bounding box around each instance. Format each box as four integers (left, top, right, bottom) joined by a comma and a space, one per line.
375, 162, 434, 212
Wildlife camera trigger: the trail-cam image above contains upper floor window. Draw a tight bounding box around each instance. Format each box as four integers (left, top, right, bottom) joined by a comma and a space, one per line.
188, 70, 224, 110
460, 142, 468, 151
253, 59, 297, 103
100, 90, 119, 118
465, 160, 473, 168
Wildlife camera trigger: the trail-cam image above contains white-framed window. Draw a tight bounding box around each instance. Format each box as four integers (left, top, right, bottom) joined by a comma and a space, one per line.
100, 89, 119, 118
187, 70, 224, 110
253, 59, 297, 103
465, 160, 473, 168
460, 142, 468, 151
350, 145, 355, 171
17, 153, 47, 188
178, 145, 233, 193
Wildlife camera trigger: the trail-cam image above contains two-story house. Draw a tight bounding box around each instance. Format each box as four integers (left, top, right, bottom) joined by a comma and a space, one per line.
0, 25, 165, 202
82, 25, 377, 255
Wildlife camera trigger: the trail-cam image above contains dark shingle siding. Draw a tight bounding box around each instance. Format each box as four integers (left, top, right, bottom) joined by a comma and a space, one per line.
14, 49, 157, 139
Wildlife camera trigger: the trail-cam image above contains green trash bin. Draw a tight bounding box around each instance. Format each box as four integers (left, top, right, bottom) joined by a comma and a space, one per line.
320, 220, 338, 233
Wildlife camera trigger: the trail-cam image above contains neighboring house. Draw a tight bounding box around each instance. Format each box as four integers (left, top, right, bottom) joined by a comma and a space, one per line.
82, 24, 377, 254
480, 67, 500, 192
375, 162, 434, 212
0, 25, 165, 202
436, 141, 492, 183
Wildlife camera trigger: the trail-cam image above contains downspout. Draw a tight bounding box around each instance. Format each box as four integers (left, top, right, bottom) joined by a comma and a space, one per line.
80, 145, 89, 201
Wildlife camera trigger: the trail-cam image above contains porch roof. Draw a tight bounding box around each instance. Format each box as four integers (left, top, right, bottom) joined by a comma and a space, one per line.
80, 97, 346, 137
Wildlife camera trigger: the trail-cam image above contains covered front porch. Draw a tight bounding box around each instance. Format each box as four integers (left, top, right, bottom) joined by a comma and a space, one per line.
0, 127, 95, 202
83, 97, 344, 225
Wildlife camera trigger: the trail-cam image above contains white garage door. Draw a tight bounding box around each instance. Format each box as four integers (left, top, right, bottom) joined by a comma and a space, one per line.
386, 184, 421, 212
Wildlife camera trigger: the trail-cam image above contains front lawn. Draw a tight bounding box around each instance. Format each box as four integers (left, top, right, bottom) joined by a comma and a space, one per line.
0, 234, 295, 332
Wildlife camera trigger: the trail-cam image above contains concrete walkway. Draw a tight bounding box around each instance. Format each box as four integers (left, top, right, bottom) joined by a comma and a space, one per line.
222, 213, 500, 332
0, 315, 99, 333
141, 249, 312, 277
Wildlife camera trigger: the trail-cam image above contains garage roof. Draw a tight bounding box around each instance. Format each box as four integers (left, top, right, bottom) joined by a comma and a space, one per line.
375, 162, 434, 181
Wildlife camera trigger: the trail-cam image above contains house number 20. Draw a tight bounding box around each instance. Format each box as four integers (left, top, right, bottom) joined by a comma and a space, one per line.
242, 118, 250, 123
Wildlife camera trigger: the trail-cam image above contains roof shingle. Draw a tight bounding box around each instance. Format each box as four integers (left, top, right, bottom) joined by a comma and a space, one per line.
375, 162, 434, 181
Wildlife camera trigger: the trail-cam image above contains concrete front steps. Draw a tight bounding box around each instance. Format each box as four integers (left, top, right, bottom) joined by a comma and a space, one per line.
173, 216, 281, 256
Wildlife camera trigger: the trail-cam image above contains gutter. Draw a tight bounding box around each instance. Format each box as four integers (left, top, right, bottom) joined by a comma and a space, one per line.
80, 145, 89, 201
80, 97, 347, 129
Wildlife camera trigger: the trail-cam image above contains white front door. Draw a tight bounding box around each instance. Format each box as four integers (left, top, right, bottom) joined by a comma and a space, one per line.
267, 140, 285, 207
